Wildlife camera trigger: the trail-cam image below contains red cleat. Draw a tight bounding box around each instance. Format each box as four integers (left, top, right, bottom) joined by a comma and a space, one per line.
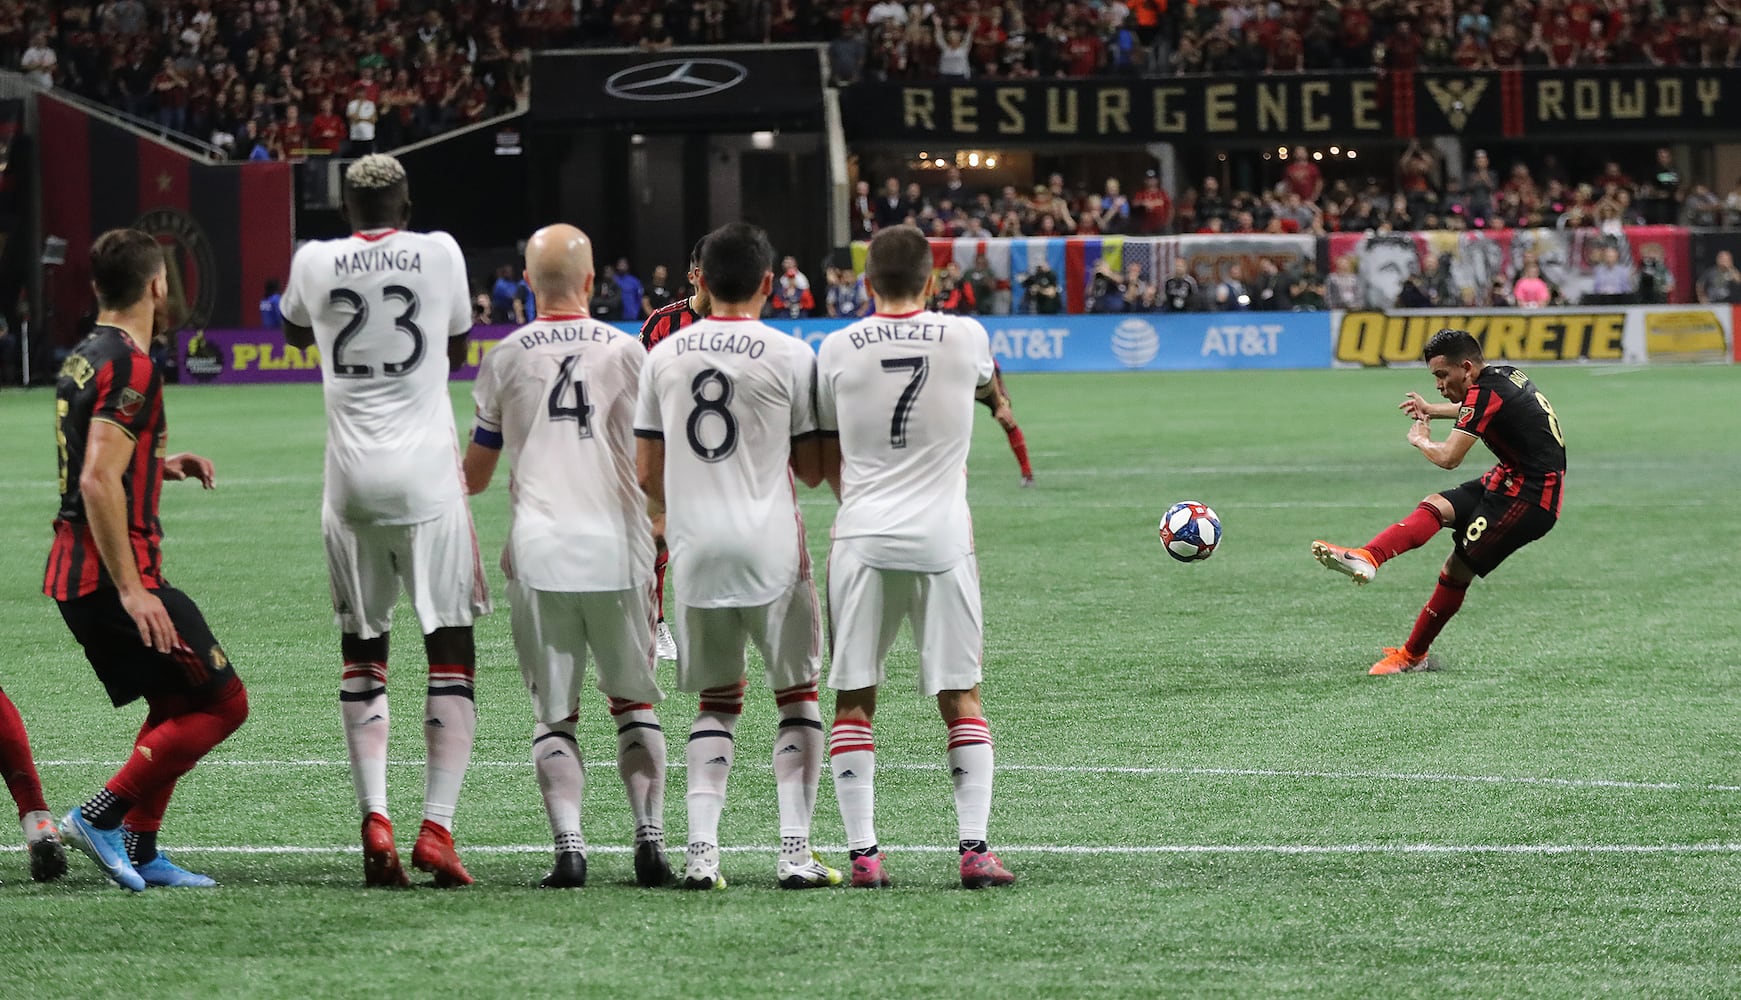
411, 820, 474, 888
362, 812, 410, 888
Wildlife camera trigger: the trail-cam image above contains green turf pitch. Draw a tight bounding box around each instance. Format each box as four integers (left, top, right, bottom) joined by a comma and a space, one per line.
1, 366, 1739, 998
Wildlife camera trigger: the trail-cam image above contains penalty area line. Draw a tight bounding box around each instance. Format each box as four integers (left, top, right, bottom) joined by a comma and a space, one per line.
170, 843, 1741, 857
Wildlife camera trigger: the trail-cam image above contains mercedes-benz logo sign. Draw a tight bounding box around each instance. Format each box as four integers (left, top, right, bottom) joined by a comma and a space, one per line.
604, 59, 749, 102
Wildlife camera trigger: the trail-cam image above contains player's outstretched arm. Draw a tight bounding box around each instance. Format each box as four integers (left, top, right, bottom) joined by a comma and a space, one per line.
1400, 392, 1459, 421
1408, 419, 1479, 470
164, 452, 216, 488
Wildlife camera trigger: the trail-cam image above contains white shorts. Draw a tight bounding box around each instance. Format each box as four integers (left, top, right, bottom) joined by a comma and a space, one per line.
672, 578, 821, 693
508, 579, 663, 725
322, 501, 492, 640
825, 542, 983, 697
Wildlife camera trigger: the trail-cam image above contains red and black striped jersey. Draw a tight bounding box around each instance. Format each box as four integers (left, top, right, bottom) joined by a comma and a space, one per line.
1453, 365, 1567, 516
44, 327, 168, 600
639, 297, 702, 350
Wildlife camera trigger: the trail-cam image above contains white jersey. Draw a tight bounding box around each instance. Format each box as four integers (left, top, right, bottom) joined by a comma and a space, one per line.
817, 310, 995, 571
282, 228, 471, 525
472, 316, 654, 593
634, 317, 817, 608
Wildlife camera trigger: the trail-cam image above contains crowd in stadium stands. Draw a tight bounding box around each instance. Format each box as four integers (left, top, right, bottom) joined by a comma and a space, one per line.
12, 1, 527, 160
854, 148, 1741, 244
12, 0, 1741, 151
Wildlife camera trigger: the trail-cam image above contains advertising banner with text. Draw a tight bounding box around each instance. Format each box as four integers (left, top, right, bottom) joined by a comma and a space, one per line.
179, 314, 1333, 382
1329, 305, 1731, 367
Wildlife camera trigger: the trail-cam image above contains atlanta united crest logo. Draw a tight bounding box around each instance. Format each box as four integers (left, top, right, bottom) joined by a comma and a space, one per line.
134, 208, 218, 332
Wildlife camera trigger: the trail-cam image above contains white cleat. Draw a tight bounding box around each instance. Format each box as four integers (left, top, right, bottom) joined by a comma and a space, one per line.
1311, 541, 1377, 585
682, 842, 725, 891
655, 620, 677, 661
777, 851, 843, 890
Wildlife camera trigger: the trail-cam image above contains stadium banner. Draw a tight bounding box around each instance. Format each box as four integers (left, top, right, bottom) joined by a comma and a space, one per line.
180, 313, 1332, 384
529, 45, 825, 127
37, 94, 293, 346
1322, 306, 1741, 367
1639, 306, 1731, 362
840, 67, 1733, 143
1325, 226, 1691, 309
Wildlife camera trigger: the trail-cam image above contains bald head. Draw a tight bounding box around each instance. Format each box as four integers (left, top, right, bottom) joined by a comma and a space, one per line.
524, 223, 595, 312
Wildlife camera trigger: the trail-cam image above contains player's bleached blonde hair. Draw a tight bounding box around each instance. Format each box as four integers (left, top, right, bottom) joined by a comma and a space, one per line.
345, 154, 407, 191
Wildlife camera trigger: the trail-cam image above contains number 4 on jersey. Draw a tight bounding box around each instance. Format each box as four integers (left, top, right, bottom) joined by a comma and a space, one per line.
547, 354, 594, 438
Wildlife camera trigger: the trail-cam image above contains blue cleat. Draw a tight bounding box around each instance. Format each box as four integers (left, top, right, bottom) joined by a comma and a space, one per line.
59, 809, 145, 892
136, 853, 218, 888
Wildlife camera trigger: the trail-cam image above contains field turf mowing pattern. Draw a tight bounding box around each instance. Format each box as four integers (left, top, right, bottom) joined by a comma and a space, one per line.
0, 366, 1738, 998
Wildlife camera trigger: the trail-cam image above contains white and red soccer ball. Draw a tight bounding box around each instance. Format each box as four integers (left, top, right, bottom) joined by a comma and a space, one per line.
1158, 501, 1221, 563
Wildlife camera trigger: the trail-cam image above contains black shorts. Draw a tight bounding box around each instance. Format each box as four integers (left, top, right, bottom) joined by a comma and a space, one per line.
57, 587, 238, 707
1440, 479, 1558, 578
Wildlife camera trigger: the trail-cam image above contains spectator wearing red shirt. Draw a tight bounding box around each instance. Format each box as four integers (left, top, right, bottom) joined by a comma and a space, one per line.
309, 94, 346, 154
152, 57, 190, 134
280, 104, 308, 156
1340, 0, 1373, 66
1063, 23, 1102, 76
1454, 30, 1492, 67
1385, 20, 1422, 69
1271, 26, 1305, 70
1131, 174, 1172, 234
1283, 146, 1323, 203
1545, 14, 1580, 66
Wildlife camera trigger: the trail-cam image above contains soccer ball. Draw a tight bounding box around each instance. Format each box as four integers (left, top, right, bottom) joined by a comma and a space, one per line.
1158, 501, 1221, 563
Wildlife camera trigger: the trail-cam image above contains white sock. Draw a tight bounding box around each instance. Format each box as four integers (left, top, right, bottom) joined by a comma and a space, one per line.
533, 718, 584, 852
610, 699, 666, 846
773, 683, 823, 861
829, 719, 877, 851
947, 717, 994, 845
423, 664, 477, 831
685, 682, 743, 848
340, 660, 390, 818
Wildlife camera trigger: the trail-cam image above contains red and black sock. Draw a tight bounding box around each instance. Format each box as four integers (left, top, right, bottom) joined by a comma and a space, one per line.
1364, 502, 1444, 566
0, 688, 50, 818
1404, 574, 1470, 658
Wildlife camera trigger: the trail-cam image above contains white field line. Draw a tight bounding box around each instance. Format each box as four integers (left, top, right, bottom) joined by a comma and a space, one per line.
169, 843, 1741, 857
34, 759, 1741, 794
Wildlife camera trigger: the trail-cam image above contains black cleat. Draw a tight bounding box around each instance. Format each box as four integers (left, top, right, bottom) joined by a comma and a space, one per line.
634, 841, 674, 887
539, 850, 587, 888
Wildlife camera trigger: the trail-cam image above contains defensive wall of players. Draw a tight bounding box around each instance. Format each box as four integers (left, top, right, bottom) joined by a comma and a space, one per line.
176, 301, 1736, 387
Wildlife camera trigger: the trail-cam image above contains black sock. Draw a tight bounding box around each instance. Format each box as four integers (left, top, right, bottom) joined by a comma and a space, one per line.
79, 788, 130, 829
849, 846, 880, 860
960, 839, 989, 855
125, 828, 158, 864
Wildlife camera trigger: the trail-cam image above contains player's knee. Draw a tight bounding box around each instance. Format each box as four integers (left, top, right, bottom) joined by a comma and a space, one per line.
937, 687, 983, 723
423, 626, 475, 666
833, 686, 877, 722
1422, 495, 1455, 526
206, 678, 250, 736
341, 632, 389, 664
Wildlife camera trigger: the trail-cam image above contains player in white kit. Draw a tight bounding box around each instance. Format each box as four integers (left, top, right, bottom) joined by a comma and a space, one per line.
634, 223, 839, 892
818, 225, 1016, 890
282, 155, 489, 888
462, 223, 673, 889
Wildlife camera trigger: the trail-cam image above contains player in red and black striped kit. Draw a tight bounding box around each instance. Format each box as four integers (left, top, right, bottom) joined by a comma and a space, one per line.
44, 229, 249, 890
1311, 328, 1566, 675
638, 238, 710, 660
979, 364, 1034, 487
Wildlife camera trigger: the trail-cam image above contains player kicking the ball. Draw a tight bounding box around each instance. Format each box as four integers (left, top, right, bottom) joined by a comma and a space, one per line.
818, 225, 1016, 890
283, 155, 490, 887
1312, 328, 1566, 675
464, 224, 672, 889
47, 229, 250, 890
635, 223, 839, 892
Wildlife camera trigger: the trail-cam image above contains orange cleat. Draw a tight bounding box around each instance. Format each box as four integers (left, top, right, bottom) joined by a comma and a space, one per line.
1369, 647, 1430, 676
1312, 541, 1377, 585
362, 812, 410, 888
411, 819, 474, 887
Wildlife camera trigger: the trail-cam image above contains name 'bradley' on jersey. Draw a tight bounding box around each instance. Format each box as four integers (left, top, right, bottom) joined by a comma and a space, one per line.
333, 247, 423, 278
514, 324, 621, 351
